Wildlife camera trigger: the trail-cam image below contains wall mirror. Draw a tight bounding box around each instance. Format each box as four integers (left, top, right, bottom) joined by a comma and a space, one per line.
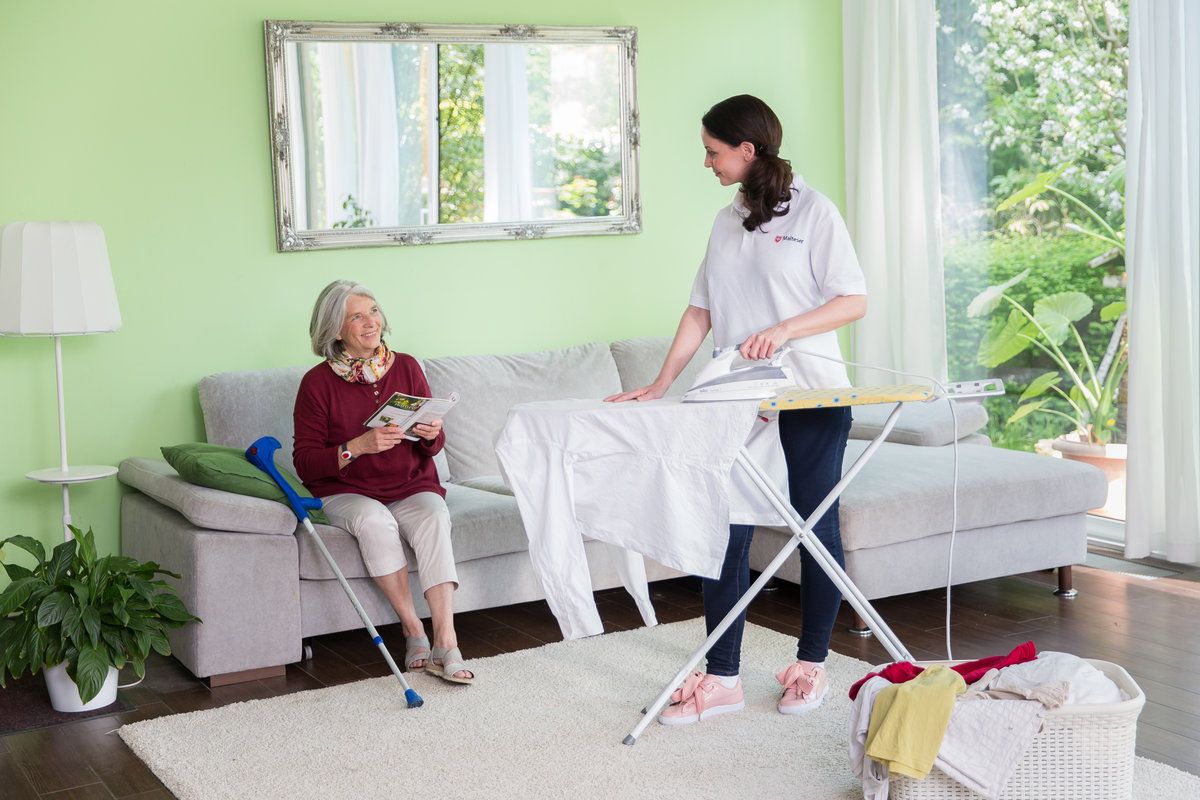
264, 21, 640, 251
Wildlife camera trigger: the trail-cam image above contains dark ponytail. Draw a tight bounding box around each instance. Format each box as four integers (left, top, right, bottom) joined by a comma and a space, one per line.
702, 95, 793, 232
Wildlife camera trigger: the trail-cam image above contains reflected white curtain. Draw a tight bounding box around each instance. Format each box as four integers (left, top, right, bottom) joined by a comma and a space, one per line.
842, 0, 948, 382
483, 44, 532, 222
1125, 0, 1200, 563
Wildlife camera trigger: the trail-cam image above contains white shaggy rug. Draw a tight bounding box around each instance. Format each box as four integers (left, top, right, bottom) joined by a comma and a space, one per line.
120, 620, 1199, 800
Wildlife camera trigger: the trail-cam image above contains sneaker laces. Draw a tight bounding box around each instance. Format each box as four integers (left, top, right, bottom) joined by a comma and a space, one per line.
669, 671, 712, 716
776, 662, 819, 698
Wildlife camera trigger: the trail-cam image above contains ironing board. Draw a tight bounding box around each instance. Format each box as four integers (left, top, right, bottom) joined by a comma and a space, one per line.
623, 384, 933, 745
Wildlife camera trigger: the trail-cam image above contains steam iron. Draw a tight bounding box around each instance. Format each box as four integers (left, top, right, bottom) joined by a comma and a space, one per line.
682, 347, 795, 403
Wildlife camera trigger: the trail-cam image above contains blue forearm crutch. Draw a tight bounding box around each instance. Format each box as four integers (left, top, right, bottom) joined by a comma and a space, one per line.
246, 436, 423, 708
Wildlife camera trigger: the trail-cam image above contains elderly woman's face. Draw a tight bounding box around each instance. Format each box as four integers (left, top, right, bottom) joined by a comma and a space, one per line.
338, 294, 383, 358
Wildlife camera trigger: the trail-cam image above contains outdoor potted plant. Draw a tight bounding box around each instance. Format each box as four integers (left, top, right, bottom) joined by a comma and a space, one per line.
974, 165, 1128, 519
0, 526, 199, 711
967, 265, 1127, 518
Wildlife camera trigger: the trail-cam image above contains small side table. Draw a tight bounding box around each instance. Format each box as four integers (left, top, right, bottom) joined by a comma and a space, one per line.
26, 465, 119, 540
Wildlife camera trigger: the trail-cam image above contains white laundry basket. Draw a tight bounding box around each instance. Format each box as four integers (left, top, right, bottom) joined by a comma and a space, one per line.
887, 659, 1144, 800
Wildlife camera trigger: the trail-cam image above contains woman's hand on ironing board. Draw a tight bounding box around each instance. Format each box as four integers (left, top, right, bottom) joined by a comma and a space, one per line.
605, 381, 668, 403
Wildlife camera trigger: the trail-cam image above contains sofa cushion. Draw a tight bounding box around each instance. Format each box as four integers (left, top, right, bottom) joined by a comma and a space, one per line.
609, 336, 714, 396
849, 399, 988, 447
298, 483, 527, 579
423, 342, 623, 481
835, 440, 1108, 551
118, 457, 299, 535
199, 365, 309, 474
161, 442, 329, 524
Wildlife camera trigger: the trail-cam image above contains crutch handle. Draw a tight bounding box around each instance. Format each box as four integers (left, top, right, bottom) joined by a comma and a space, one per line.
246, 436, 323, 521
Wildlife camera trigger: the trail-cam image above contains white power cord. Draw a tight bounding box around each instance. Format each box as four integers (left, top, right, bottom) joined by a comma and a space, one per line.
779, 348, 961, 661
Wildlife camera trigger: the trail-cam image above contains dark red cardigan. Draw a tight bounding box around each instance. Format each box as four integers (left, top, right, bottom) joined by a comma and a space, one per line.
293, 354, 446, 504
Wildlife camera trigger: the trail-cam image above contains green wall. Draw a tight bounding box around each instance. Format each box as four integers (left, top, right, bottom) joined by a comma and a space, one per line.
0, 0, 845, 569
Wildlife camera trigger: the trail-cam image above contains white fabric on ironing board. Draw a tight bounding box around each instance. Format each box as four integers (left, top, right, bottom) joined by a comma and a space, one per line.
496, 397, 788, 639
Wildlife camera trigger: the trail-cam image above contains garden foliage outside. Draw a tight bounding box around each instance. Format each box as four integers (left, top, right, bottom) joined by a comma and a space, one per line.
937, 0, 1128, 452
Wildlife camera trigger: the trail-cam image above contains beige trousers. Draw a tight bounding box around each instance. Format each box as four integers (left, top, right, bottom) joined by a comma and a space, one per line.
321, 491, 458, 591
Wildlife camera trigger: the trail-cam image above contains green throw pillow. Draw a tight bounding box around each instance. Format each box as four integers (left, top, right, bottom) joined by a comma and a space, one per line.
161, 443, 330, 525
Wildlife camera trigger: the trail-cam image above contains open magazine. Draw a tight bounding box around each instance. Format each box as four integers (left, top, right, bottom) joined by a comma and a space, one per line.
363, 391, 460, 441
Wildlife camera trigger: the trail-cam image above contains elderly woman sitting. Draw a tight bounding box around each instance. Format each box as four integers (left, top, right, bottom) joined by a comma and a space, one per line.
293, 279, 474, 684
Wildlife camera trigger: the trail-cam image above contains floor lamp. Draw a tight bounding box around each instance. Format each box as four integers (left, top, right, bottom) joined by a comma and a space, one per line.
0, 222, 123, 541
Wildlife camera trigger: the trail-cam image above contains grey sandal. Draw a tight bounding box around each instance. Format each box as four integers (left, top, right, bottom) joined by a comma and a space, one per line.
405, 635, 431, 671
426, 646, 475, 684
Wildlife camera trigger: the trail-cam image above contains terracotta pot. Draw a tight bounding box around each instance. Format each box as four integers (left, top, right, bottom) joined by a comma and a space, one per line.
1051, 432, 1127, 520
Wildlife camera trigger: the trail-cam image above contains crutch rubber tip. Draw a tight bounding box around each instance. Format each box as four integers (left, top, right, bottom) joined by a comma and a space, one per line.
405, 689, 424, 708
622, 735, 636, 746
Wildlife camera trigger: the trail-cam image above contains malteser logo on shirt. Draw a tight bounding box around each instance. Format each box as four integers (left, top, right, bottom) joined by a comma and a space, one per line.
773, 234, 804, 245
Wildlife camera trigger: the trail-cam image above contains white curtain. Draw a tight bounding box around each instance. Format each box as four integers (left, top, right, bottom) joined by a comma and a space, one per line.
483, 44, 532, 222
842, 0, 948, 382
1125, 0, 1200, 563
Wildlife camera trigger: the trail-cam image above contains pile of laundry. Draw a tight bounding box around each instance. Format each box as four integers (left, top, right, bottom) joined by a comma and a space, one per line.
847, 642, 1128, 800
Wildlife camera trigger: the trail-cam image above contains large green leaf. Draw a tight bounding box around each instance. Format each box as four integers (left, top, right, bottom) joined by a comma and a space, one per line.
977, 309, 1036, 368
1019, 372, 1063, 403
37, 591, 74, 628
61, 606, 82, 642
1033, 292, 1093, 345
0, 535, 46, 564
148, 628, 172, 657
997, 164, 1070, 212
45, 539, 77, 585
3, 562, 33, 581
967, 269, 1030, 318
0, 577, 43, 616
152, 593, 195, 623
1008, 400, 1048, 424
1100, 301, 1127, 322
73, 643, 111, 705
81, 606, 102, 647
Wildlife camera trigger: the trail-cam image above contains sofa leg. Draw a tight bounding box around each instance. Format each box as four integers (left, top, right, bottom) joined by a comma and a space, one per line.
207, 664, 286, 687
849, 611, 873, 637
1054, 566, 1078, 598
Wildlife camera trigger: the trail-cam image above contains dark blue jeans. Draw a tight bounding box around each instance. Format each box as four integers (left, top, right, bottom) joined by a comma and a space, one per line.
703, 406, 853, 675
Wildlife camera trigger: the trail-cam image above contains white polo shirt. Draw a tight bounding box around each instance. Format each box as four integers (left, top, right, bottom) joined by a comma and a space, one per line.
689, 176, 867, 390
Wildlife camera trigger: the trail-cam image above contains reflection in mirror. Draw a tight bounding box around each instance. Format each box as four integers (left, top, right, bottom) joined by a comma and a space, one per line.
265, 22, 639, 250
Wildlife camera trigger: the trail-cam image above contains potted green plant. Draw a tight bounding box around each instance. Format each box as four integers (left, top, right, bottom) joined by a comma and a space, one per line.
968, 266, 1127, 517
0, 526, 199, 711
977, 165, 1128, 519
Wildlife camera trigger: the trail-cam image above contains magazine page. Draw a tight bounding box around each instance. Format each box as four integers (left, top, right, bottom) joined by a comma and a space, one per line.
363, 391, 459, 440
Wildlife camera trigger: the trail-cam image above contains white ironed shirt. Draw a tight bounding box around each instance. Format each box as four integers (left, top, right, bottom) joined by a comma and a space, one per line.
689, 176, 867, 391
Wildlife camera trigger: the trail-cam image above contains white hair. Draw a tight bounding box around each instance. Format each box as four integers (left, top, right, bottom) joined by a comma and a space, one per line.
309, 280, 390, 361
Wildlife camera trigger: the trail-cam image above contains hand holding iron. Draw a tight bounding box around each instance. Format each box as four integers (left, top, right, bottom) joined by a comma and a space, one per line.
739, 323, 791, 360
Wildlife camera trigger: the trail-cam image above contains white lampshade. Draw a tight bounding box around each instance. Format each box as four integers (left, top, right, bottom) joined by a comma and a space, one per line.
0, 221, 122, 335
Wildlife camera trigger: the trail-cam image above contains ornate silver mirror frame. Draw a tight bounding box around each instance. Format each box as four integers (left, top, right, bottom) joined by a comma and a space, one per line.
264, 20, 641, 251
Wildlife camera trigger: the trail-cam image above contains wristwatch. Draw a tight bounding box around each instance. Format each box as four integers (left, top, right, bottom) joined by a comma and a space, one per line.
338, 443, 355, 463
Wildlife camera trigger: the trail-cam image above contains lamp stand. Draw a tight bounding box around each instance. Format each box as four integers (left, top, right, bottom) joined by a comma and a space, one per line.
25, 335, 118, 541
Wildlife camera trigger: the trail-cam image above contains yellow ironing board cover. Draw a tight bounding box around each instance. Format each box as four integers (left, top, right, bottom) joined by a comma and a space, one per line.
760, 384, 935, 411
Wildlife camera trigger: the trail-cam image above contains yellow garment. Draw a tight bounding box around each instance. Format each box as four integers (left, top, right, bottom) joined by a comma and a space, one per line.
865, 665, 966, 779
762, 384, 933, 411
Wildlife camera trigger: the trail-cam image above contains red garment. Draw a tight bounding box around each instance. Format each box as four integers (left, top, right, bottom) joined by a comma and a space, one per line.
293, 355, 446, 504
847, 641, 1038, 700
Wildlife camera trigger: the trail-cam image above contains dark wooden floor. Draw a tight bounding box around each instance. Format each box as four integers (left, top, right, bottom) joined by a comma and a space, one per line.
3, 553, 1199, 797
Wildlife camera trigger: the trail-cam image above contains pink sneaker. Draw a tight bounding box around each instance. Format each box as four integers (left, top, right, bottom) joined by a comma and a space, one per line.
776, 660, 829, 715
657, 671, 745, 726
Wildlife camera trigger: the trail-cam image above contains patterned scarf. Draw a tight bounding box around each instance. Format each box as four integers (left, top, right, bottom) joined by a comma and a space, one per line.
327, 341, 392, 384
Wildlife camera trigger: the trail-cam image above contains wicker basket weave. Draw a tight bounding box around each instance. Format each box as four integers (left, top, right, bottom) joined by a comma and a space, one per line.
887, 659, 1144, 800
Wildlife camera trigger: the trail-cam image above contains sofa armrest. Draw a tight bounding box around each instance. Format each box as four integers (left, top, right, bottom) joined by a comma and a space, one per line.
118, 457, 298, 535
849, 399, 988, 447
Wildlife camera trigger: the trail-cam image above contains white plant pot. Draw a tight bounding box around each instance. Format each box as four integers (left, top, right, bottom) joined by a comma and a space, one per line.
43, 662, 118, 712
1052, 432, 1128, 520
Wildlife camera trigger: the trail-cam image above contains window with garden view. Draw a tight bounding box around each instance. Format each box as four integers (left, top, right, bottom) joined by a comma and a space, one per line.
936, 0, 1128, 518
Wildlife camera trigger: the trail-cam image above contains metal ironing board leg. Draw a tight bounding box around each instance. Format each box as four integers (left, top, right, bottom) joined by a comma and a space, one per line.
623, 403, 914, 745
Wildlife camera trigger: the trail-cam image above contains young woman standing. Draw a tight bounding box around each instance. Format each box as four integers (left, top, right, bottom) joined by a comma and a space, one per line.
607, 94, 866, 724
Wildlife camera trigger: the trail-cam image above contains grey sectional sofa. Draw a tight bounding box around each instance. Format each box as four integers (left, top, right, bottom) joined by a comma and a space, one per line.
118, 338, 1107, 684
